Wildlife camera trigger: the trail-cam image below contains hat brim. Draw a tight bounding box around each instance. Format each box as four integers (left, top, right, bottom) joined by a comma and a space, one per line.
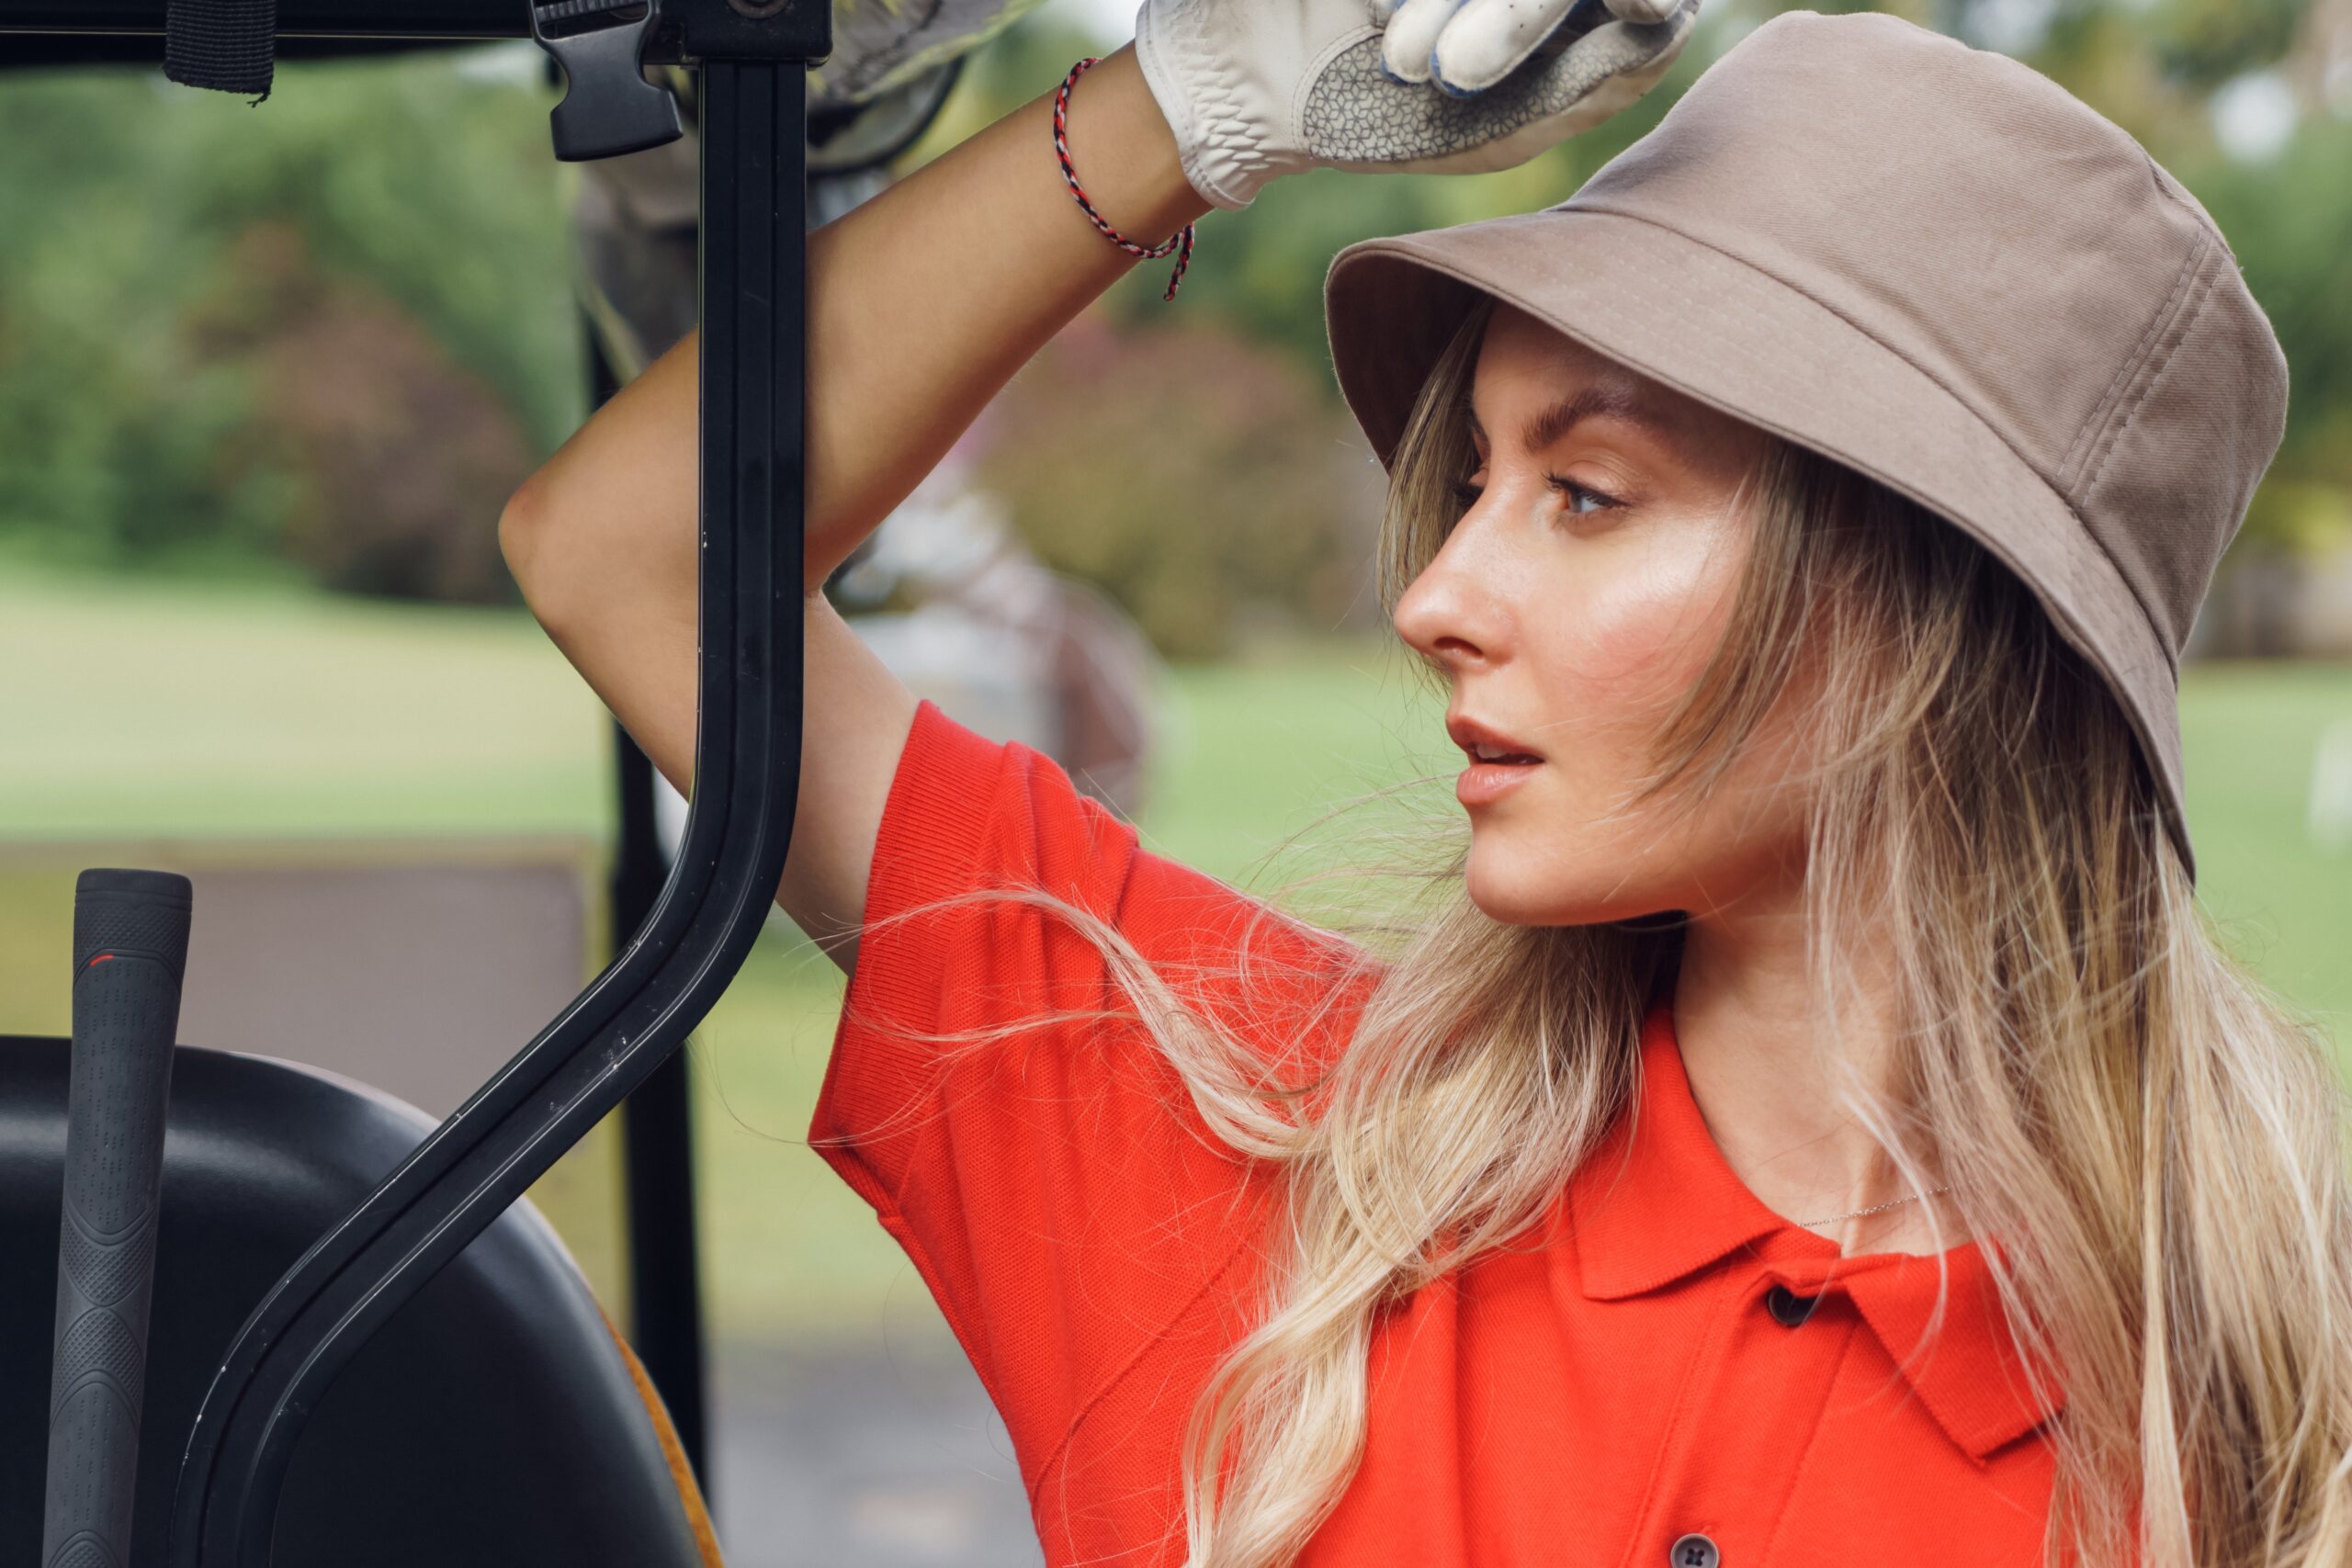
1324, 209, 2191, 875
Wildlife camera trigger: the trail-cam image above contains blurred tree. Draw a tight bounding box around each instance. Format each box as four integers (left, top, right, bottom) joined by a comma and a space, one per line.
2195, 109, 2352, 548
0, 50, 577, 592
187, 221, 534, 602
974, 314, 1385, 658
2143, 0, 2309, 86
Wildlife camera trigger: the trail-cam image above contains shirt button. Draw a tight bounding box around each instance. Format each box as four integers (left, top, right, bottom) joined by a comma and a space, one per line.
1764, 1282, 1819, 1326
1668, 1533, 1721, 1568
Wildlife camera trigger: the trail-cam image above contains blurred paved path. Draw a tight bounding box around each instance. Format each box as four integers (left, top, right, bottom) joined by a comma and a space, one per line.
708, 1337, 1046, 1567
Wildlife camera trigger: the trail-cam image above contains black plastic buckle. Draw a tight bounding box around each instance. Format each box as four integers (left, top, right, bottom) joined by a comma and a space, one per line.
528, 0, 684, 162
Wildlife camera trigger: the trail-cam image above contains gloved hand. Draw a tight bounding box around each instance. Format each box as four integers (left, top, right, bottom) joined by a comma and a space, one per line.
1134, 0, 1700, 211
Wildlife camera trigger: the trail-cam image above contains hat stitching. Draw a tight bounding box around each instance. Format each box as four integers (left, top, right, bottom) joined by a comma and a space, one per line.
1363, 223, 2104, 629
2057, 243, 2222, 659
1547, 200, 2078, 504
1547, 203, 2192, 702
2055, 228, 2208, 493
1338, 222, 2147, 657
1498, 214, 2108, 615
2078, 241, 2222, 509
2143, 147, 2241, 266
2076, 251, 2228, 653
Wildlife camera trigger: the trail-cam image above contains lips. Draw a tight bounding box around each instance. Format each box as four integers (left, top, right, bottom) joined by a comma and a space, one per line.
1445, 714, 1545, 766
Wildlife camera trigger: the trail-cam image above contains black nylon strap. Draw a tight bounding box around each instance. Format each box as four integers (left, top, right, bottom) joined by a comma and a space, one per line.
164, 0, 278, 101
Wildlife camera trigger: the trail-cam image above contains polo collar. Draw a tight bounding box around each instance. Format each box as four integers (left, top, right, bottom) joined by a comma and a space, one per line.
1564, 1003, 2065, 1463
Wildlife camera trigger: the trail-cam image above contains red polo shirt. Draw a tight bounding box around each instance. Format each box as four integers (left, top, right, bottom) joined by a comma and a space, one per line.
812, 699, 2067, 1566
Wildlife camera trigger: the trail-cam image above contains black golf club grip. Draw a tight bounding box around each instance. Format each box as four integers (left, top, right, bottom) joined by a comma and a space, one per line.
41, 869, 193, 1568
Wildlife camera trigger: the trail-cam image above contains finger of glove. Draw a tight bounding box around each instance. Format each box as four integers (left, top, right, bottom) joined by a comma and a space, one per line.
1512, 0, 1696, 122
1467, 0, 1693, 101
1378, 0, 1461, 85
1299, 0, 1695, 179
1599, 0, 1681, 21
1428, 0, 1585, 96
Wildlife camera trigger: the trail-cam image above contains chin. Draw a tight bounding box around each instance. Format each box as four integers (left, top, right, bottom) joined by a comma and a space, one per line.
1464, 843, 1589, 927
1463, 837, 1676, 930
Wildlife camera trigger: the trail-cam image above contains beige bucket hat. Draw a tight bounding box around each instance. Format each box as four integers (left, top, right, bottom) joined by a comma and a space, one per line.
1323, 7, 2290, 878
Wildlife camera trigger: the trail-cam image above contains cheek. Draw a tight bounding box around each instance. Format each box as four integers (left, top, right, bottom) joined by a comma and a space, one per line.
1529, 526, 1738, 731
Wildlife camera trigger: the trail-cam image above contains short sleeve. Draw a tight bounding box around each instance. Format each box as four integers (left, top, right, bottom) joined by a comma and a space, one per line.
808, 699, 1370, 1537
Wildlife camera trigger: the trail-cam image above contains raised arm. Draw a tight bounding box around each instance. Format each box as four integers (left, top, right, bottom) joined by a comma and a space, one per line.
498, 4, 1700, 974
499, 46, 1206, 972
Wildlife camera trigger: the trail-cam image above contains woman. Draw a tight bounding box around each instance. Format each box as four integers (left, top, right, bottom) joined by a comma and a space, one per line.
500, 5, 2352, 1565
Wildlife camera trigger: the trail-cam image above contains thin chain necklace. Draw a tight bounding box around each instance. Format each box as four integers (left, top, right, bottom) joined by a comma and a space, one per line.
1795, 1183, 1963, 1228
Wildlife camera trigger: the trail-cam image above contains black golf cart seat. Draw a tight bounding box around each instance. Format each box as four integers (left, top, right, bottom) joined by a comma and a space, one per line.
0, 1035, 722, 1568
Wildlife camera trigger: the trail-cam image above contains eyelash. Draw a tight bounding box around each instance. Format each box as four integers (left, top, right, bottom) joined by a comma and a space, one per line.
1449, 473, 1622, 516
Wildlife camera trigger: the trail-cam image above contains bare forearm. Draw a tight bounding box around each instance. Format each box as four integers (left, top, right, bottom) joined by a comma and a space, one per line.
523, 582, 921, 972
501, 44, 1205, 968
802, 46, 1205, 578
502, 44, 1206, 626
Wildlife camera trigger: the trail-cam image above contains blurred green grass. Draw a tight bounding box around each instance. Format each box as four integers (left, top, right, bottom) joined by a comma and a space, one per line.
0, 569, 606, 840
2, 570, 2346, 1339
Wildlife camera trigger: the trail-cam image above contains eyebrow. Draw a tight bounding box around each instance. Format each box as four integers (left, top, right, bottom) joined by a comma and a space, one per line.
1465, 378, 1687, 453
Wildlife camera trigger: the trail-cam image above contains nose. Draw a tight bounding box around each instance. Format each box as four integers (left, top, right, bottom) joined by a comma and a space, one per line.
1393, 513, 1512, 675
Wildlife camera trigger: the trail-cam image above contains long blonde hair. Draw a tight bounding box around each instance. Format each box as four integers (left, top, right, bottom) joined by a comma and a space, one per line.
853, 297, 2352, 1567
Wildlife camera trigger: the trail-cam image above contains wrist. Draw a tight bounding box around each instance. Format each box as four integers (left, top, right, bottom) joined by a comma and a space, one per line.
1064, 46, 1215, 242
1131, 3, 1288, 210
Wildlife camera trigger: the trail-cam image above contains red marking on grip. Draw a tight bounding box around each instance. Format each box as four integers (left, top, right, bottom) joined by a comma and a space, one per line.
88, 953, 115, 966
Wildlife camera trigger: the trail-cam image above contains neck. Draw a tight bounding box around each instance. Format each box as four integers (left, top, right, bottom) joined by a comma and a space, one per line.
1670, 876, 1965, 1257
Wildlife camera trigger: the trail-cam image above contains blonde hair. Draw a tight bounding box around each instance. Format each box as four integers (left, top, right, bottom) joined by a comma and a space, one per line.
848, 297, 2352, 1567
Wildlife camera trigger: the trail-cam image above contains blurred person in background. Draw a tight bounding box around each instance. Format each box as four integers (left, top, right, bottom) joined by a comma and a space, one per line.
570, 13, 1160, 826
501, 2, 2352, 1565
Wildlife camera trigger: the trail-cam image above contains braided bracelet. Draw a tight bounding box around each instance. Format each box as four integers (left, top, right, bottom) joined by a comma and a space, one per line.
1052, 55, 1196, 302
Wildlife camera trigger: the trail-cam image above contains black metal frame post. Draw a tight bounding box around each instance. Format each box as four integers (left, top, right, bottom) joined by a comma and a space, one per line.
615, 719, 710, 1481
159, 45, 812, 1561
582, 317, 714, 1483
0, 2, 522, 37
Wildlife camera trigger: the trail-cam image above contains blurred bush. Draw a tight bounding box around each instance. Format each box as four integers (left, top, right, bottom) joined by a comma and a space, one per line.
974, 315, 1385, 659
188, 221, 531, 601
0, 52, 578, 597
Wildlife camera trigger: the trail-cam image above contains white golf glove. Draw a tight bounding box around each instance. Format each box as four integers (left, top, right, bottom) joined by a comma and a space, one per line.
1134, 0, 1700, 211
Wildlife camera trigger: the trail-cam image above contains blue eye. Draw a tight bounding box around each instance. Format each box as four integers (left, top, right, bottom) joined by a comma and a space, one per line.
1447, 476, 1623, 515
